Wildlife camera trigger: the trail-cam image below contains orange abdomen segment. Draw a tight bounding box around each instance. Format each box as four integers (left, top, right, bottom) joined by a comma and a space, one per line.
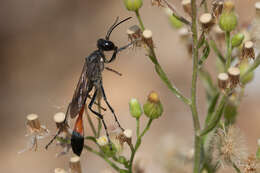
73, 106, 84, 136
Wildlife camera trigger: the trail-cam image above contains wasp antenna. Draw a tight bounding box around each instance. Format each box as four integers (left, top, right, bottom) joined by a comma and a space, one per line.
105, 17, 132, 40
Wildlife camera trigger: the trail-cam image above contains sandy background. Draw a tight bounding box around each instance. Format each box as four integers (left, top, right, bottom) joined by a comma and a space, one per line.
1, 0, 260, 172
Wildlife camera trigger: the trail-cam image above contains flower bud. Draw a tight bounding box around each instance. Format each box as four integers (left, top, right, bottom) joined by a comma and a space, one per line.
239, 61, 254, 85
231, 33, 244, 48
228, 67, 240, 88
143, 91, 163, 119
123, 0, 143, 11
218, 73, 229, 91
224, 101, 237, 125
242, 41, 255, 60
219, 1, 237, 32
129, 98, 142, 119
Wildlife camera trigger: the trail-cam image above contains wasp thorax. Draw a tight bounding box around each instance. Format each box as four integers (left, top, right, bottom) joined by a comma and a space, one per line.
242, 41, 255, 60
218, 73, 229, 91
69, 156, 82, 173
142, 29, 154, 48
182, 0, 192, 17
200, 13, 215, 32
228, 67, 240, 88
27, 114, 41, 131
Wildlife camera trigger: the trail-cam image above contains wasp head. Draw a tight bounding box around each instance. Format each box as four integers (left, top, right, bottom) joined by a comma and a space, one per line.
97, 39, 116, 51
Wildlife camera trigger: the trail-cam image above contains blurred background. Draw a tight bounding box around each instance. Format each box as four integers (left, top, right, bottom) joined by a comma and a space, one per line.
1, 0, 260, 172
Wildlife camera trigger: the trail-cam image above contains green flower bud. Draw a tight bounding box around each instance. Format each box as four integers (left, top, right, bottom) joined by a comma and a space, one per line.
231, 33, 244, 47
143, 91, 163, 119
224, 102, 237, 125
129, 98, 142, 118
123, 0, 143, 11
219, 1, 237, 32
239, 61, 254, 85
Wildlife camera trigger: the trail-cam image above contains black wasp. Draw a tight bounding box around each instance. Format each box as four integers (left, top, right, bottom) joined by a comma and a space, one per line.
46, 17, 133, 156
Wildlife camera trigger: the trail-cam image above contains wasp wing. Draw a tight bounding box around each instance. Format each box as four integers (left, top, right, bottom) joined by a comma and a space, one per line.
69, 61, 92, 118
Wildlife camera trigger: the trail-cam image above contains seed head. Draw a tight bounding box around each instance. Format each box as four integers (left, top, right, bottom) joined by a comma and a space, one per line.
242, 41, 255, 60
211, 125, 248, 167
241, 155, 260, 173
151, 0, 165, 7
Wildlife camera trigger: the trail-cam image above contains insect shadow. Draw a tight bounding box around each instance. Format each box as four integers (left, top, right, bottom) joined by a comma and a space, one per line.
46, 17, 134, 156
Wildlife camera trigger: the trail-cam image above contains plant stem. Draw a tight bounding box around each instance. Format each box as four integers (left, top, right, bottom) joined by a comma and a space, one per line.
135, 10, 145, 30
97, 98, 102, 137
225, 31, 232, 71
136, 118, 140, 137
134, 10, 191, 106
84, 145, 122, 172
200, 94, 227, 136
190, 0, 201, 173
209, 39, 226, 64
129, 119, 153, 173
86, 107, 97, 136
161, 0, 191, 25
241, 54, 260, 81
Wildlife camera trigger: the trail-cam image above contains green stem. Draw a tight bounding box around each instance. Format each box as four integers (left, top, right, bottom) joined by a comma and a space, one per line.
200, 94, 227, 136
86, 108, 97, 136
136, 118, 140, 137
135, 10, 145, 31
209, 39, 226, 64
232, 162, 242, 173
241, 54, 260, 81
129, 119, 153, 173
84, 145, 122, 172
134, 10, 191, 106
97, 98, 102, 137
225, 31, 232, 71
190, 0, 201, 173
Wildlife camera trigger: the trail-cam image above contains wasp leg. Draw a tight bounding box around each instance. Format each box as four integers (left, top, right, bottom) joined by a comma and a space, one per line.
88, 89, 112, 149
101, 84, 124, 131
45, 102, 71, 150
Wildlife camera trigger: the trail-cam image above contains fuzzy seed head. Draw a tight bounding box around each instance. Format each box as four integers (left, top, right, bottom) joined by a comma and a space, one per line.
242, 155, 260, 173
211, 126, 248, 166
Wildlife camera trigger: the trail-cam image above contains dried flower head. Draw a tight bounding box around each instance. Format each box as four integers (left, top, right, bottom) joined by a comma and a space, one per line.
242, 41, 255, 60
19, 114, 49, 154
241, 155, 260, 173
212, 0, 224, 19
151, 0, 165, 7
211, 125, 248, 167
127, 25, 142, 47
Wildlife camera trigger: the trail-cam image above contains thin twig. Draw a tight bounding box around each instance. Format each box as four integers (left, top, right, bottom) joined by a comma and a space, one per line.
161, 0, 191, 26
